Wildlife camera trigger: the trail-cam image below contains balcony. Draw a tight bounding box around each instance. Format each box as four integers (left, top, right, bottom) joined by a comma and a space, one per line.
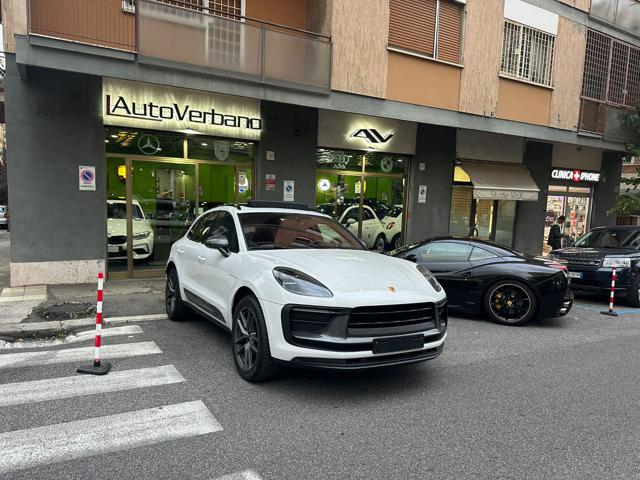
27, 0, 332, 93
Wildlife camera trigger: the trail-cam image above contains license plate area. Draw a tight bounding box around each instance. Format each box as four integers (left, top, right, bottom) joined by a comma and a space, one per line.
372, 335, 424, 354
569, 271, 583, 279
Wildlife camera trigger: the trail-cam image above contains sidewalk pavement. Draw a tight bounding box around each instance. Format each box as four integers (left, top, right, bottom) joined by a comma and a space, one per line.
0, 278, 167, 339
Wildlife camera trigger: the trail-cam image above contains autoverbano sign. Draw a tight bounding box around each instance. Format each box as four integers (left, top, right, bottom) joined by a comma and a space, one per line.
550, 168, 601, 183
103, 78, 261, 140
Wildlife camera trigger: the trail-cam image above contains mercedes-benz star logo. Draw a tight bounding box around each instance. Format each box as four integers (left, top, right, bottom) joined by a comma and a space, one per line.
138, 134, 161, 155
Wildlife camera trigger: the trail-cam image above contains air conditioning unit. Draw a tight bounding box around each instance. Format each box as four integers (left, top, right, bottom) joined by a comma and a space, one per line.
122, 0, 135, 14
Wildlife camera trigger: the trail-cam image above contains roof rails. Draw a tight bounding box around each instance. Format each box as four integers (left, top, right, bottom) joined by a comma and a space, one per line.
245, 200, 311, 210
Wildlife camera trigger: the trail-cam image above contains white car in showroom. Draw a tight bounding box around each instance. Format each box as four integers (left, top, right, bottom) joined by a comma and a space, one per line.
165, 201, 447, 382
382, 205, 403, 250
107, 199, 155, 260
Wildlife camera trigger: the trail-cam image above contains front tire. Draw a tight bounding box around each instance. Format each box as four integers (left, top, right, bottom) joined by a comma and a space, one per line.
373, 234, 386, 252
391, 234, 401, 250
232, 295, 278, 382
484, 280, 537, 326
165, 268, 191, 321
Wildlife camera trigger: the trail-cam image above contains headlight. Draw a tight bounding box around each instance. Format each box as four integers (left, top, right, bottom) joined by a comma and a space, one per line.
133, 231, 151, 240
417, 264, 442, 292
602, 257, 631, 268
273, 267, 333, 298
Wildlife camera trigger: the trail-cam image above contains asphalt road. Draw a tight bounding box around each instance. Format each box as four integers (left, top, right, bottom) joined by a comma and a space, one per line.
2, 297, 640, 480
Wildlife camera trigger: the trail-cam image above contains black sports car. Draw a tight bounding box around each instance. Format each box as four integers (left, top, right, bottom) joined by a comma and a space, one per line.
390, 237, 573, 325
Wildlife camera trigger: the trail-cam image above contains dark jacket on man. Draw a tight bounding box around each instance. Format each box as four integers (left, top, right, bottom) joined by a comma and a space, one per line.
548, 223, 563, 250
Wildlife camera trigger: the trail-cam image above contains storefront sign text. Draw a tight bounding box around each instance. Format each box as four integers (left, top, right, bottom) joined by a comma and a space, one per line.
550, 169, 601, 183
474, 189, 539, 201
103, 79, 261, 140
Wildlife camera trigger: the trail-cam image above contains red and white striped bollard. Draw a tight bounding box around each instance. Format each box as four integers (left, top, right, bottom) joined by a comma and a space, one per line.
77, 272, 112, 375
601, 266, 619, 317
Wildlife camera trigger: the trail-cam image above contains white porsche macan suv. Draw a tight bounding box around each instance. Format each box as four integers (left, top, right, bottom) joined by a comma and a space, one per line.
165, 201, 447, 382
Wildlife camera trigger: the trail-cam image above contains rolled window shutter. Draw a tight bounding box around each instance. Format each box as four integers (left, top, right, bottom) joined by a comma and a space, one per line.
389, 0, 437, 57
437, 0, 463, 64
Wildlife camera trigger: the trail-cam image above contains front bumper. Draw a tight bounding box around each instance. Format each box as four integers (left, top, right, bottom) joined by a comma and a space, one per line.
261, 299, 447, 367
107, 238, 154, 260
568, 267, 633, 296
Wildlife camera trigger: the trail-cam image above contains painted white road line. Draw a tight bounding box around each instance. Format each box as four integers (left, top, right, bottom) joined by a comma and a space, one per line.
0, 400, 222, 474
215, 470, 263, 480
0, 341, 162, 370
0, 365, 185, 407
2, 325, 144, 349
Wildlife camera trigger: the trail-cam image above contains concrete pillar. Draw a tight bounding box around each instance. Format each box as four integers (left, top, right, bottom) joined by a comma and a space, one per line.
513, 141, 553, 255
592, 151, 623, 227
405, 124, 456, 244
5, 57, 106, 285
256, 101, 318, 206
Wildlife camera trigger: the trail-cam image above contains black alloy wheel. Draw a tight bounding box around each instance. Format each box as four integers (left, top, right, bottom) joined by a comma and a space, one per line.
484, 280, 537, 326
232, 295, 278, 382
165, 268, 190, 321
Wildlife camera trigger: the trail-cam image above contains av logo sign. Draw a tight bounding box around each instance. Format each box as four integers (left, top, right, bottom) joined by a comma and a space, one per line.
350, 128, 394, 145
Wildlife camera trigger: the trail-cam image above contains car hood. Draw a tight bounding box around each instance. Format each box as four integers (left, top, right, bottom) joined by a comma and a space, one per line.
249, 248, 442, 300
553, 246, 639, 259
107, 219, 151, 236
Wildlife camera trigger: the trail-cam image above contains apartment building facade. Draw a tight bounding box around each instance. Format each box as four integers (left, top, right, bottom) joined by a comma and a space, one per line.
2, 0, 638, 284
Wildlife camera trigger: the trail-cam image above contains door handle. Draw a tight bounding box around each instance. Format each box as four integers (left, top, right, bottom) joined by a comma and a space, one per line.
176, 249, 185, 255
197, 256, 206, 263
461, 271, 472, 278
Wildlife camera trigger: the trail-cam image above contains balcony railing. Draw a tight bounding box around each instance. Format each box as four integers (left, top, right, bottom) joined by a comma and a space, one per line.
578, 98, 636, 143
27, 0, 332, 92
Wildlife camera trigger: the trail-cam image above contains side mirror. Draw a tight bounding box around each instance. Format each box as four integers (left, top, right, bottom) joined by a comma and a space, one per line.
405, 253, 417, 263
346, 218, 357, 226
205, 235, 230, 257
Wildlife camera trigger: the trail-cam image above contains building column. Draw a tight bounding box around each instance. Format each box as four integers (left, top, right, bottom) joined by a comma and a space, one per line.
256, 101, 318, 206
592, 151, 623, 227
513, 141, 553, 255
5, 57, 106, 285
405, 124, 456, 244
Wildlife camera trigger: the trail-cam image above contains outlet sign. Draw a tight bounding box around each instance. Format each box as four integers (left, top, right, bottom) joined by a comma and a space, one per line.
103, 78, 261, 140
550, 168, 601, 183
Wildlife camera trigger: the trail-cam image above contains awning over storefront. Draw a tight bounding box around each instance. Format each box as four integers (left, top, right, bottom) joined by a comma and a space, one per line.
460, 162, 540, 201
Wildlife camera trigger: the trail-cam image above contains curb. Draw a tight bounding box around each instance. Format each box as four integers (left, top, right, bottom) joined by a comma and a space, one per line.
0, 313, 168, 339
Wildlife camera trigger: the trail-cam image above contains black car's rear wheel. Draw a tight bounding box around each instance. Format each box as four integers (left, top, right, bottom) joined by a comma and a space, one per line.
232, 295, 278, 382
484, 280, 537, 326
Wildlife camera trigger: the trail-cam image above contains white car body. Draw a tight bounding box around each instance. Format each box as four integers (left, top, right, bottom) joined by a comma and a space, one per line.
0, 205, 7, 228
166, 203, 447, 379
338, 204, 386, 251
382, 206, 403, 249
107, 199, 155, 260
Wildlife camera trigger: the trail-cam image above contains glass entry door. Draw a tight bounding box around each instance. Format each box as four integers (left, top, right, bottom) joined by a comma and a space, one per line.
131, 159, 196, 274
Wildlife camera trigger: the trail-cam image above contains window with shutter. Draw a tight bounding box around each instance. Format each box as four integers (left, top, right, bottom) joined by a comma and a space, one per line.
389, 0, 437, 57
437, 0, 463, 64
389, 0, 463, 64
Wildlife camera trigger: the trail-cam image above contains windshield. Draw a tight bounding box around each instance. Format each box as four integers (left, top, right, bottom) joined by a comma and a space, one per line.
239, 212, 365, 250
574, 228, 640, 249
107, 202, 144, 220
385, 207, 403, 219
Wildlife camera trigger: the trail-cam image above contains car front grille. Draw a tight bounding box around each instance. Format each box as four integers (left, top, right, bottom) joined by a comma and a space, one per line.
348, 302, 439, 337
566, 255, 601, 267
108, 235, 127, 245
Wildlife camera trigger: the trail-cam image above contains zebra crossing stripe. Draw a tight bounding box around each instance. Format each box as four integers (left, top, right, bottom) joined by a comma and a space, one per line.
0, 400, 222, 474
0, 341, 162, 370
0, 365, 185, 407
214, 470, 263, 480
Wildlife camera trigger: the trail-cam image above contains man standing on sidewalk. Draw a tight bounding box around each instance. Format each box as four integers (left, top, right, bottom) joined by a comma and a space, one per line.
548, 215, 566, 250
